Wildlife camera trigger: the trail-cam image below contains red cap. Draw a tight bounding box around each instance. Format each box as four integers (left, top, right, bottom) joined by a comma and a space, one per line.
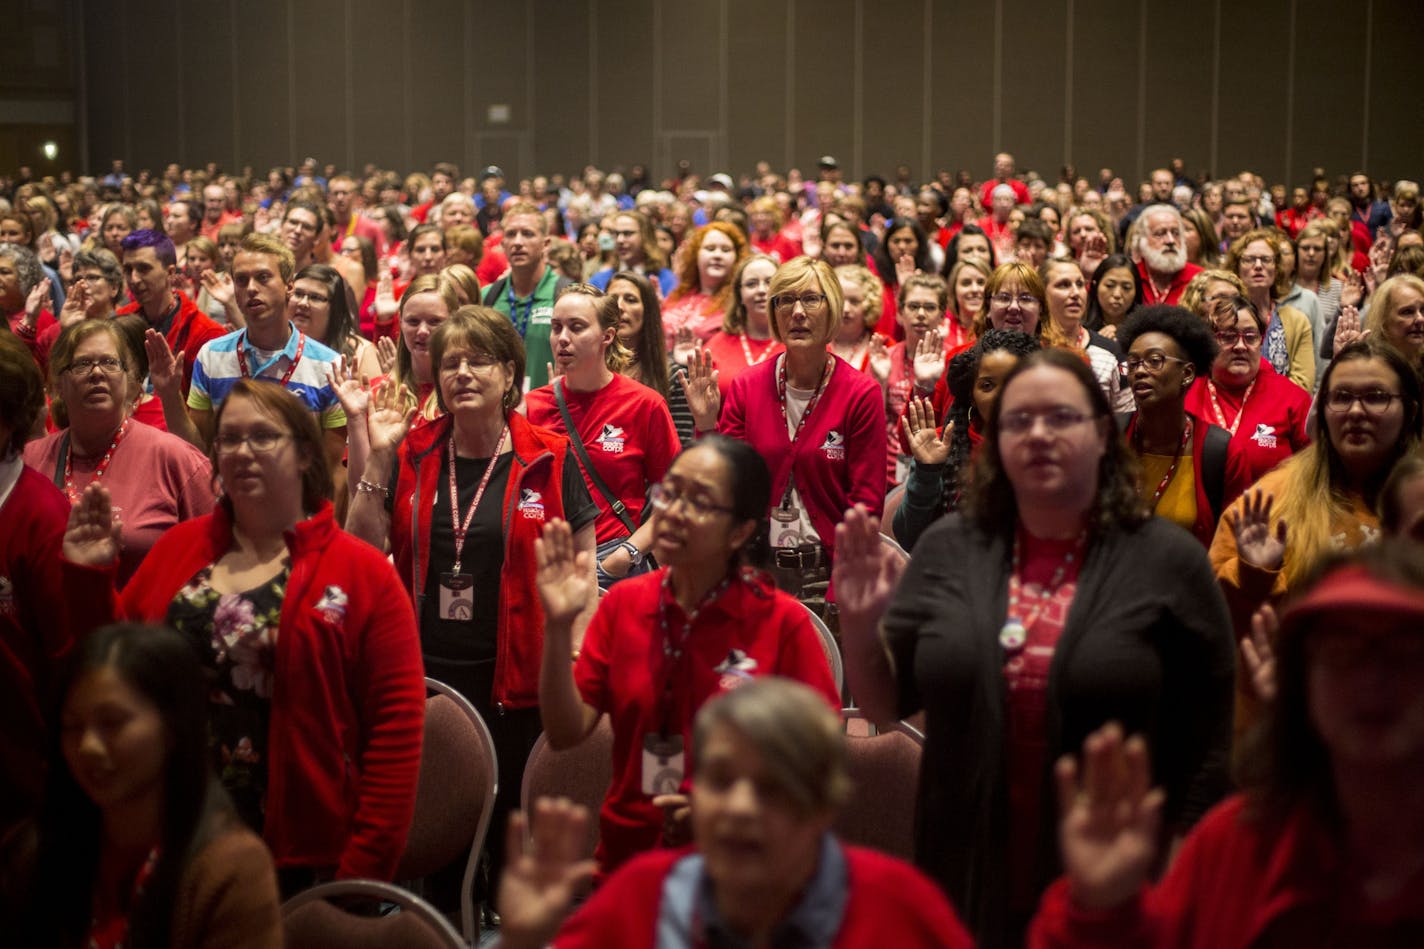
1279, 564, 1424, 639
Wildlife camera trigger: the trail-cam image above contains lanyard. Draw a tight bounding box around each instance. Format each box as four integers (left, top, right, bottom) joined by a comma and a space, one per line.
774, 355, 833, 509
62, 418, 132, 505
446, 425, 508, 574
1206, 378, 1255, 436
506, 283, 536, 337
1004, 527, 1087, 632
1136, 416, 1193, 507
738, 332, 775, 369
657, 570, 733, 734
237, 330, 306, 386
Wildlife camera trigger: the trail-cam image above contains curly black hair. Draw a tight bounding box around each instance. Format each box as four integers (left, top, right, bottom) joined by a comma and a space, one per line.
1115, 303, 1219, 377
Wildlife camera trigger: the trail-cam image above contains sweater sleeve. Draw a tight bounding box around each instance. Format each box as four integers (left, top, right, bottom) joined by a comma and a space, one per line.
842, 375, 888, 518
339, 553, 426, 880
174, 829, 283, 949
891, 459, 946, 552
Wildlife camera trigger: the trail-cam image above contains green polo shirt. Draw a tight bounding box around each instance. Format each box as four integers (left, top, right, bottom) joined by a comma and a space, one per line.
490, 265, 558, 391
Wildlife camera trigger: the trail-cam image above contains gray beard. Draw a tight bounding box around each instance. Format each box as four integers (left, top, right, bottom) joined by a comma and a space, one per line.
1141, 245, 1185, 275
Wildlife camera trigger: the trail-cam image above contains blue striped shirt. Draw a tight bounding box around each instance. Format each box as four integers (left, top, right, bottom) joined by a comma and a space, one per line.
187, 325, 346, 429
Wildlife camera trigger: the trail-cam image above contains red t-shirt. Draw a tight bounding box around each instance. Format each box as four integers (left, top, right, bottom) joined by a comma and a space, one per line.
525, 373, 680, 544
978, 178, 1032, 208
572, 568, 840, 875
751, 230, 803, 263
702, 330, 783, 400
1003, 530, 1081, 914
6, 308, 58, 371
661, 292, 725, 349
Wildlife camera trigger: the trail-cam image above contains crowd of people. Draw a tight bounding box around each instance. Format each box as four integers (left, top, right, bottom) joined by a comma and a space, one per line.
2, 150, 1423, 947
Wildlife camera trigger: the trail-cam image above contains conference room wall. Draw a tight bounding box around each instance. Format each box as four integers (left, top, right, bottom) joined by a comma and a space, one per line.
77, 0, 1423, 187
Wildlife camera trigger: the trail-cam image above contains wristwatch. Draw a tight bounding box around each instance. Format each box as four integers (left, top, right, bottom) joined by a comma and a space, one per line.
618, 541, 645, 566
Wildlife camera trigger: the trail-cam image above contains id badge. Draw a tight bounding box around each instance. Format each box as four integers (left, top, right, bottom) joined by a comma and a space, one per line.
641, 733, 685, 796
771, 502, 798, 523
439, 572, 474, 621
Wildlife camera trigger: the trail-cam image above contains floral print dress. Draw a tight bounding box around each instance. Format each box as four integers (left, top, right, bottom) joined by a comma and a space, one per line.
167, 560, 289, 832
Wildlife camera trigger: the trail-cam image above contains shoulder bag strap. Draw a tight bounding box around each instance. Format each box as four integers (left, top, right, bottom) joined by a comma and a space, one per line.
555, 378, 636, 533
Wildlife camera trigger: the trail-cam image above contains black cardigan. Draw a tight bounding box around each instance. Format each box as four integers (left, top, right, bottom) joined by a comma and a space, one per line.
881, 513, 1235, 948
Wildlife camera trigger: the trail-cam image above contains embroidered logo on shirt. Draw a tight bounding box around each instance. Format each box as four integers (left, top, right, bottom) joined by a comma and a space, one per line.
820, 430, 845, 460
598, 423, 626, 454
713, 649, 758, 691
313, 585, 348, 625
1250, 423, 1278, 449
519, 488, 546, 520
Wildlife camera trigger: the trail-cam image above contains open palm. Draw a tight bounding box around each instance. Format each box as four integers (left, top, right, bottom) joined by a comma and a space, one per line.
63, 483, 121, 567
1231, 489, 1287, 571
902, 397, 950, 465
497, 800, 597, 949
535, 519, 593, 627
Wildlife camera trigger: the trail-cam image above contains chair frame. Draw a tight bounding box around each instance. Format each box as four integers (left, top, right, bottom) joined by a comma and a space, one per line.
519, 717, 614, 860
282, 878, 467, 948
801, 601, 845, 697
418, 676, 499, 947
841, 706, 925, 742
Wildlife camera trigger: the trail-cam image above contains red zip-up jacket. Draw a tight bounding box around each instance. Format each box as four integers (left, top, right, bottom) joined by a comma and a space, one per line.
717, 354, 886, 557
117, 290, 227, 396
390, 411, 572, 711
1030, 794, 1424, 947
64, 502, 424, 880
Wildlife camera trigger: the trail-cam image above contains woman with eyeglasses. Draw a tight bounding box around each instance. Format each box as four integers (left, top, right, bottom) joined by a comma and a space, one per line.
345, 305, 598, 896
1226, 228, 1316, 392
682, 257, 886, 600
1184, 295, 1312, 488
1210, 338, 1423, 733
837, 347, 1234, 947
24, 322, 214, 586
62, 379, 425, 889
1115, 305, 1251, 547
290, 264, 381, 381
532, 435, 840, 878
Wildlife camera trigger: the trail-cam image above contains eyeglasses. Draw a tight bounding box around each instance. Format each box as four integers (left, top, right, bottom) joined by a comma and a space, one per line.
649, 483, 735, 522
214, 431, 291, 454
902, 302, 941, 315
998, 407, 1094, 435
1239, 254, 1274, 268
439, 353, 503, 374
71, 272, 108, 285
290, 289, 330, 305
990, 292, 1040, 310
770, 292, 827, 312
1214, 330, 1262, 348
1120, 352, 1189, 374
1324, 389, 1401, 414
65, 356, 125, 376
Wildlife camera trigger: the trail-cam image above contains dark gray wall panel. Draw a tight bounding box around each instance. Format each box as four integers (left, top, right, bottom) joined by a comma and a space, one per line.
232, 0, 292, 171
861, 1, 926, 181
1215, 0, 1292, 179
532, 0, 591, 179
406, 0, 469, 171
349, 0, 407, 172
1142, 0, 1213, 181
1366, 0, 1424, 181
83, 0, 127, 170
176, 0, 235, 170
290, 0, 349, 172
123, 0, 180, 171
1072, 0, 1142, 183
999, 0, 1069, 180
1290, 0, 1366, 185
929, 0, 997, 178
726, 0, 788, 176
792, 0, 855, 174
593, 0, 657, 173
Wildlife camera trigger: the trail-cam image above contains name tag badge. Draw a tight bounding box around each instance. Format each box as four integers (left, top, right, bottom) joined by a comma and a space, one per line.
439, 572, 474, 621
531, 305, 553, 325
641, 733, 685, 796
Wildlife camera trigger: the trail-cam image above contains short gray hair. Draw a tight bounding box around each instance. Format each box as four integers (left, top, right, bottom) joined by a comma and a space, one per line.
0, 243, 43, 296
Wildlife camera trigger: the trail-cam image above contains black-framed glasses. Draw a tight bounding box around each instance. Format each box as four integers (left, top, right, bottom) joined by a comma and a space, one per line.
65, 356, 125, 376
771, 292, 827, 312
290, 289, 330, 305
1120, 352, 1188, 374
214, 431, 292, 454
1324, 389, 1401, 414
650, 483, 735, 522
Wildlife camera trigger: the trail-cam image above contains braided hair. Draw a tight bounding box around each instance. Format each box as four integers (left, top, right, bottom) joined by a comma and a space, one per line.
940, 329, 1042, 512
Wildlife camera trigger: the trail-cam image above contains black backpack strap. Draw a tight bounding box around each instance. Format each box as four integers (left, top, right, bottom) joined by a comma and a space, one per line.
555, 379, 636, 533
1200, 423, 1229, 522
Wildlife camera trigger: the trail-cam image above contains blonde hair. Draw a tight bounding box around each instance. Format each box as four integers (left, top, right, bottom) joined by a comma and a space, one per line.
1180, 268, 1248, 318
833, 263, 884, 332
1366, 274, 1424, 363
768, 257, 844, 345
556, 283, 632, 374
723, 253, 780, 334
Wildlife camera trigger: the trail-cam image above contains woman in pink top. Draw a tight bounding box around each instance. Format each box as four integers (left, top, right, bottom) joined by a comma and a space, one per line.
662, 222, 748, 350
24, 321, 215, 586
702, 254, 784, 399
683, 257, 886, 599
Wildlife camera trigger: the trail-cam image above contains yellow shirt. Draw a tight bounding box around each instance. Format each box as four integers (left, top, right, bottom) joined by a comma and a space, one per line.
1139, 449, 1197, 536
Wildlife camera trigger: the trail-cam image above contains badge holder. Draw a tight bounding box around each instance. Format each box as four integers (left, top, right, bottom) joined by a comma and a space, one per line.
641, 733, 685, 796
439, 572, 474, 621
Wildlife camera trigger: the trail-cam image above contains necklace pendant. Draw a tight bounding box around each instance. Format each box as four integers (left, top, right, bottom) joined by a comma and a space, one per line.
999, 619, 1027, 651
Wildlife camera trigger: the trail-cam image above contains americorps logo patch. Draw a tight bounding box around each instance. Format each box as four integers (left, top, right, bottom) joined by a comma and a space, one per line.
820, 430, 845, 460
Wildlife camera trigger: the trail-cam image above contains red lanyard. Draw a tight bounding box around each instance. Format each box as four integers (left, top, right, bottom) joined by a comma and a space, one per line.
775, 355, 833, 444
738, 332, 775, 369
64, 418, 131, 504
1206, 378, 1255, 436
1003, 527, 1087, 642
446, 425, 508, 574
237, 330, 306, 387
1137, 416, 1193, 507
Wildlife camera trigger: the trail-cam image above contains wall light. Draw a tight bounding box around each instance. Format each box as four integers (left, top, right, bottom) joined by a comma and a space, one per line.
42, 141, 58, 160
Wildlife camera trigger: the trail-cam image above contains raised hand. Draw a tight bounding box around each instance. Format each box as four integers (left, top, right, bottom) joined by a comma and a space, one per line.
866, 333, 892, 382
58, 246, 74, 284
63, 482, 122, 568
200, 269, 235, 306
901, 397, 950, 466
677, 344, 721, 432
375, 335, 398, 375
144, 328, 184, 398
1230, 489, 1287, 572
1078, 230, 1109, 277
24, 277, 51, 327
365, 378, 416, 456
911, 328, 946, 389
497, 798, 597, 949
59, 279, 91, 328
1241, 603, 1279, 704
1333, 304, 1368, 355
1339, 268, 1365, 309
325, 357, 370, 421
374, 272, 398, 320
894, 251, 918, 286
1056, 723, 1164, 912
671, 324, 698, 367
535, 519, 595, 628
831, 504, 905, 639
1366, 235, 1392, 293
